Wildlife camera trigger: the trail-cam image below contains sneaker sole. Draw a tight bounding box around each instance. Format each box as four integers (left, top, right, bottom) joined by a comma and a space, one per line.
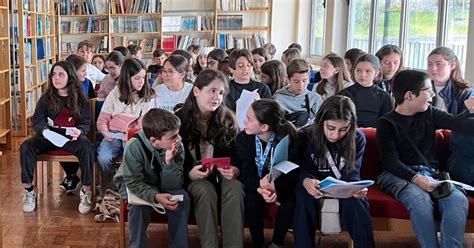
66, 182, 82, 194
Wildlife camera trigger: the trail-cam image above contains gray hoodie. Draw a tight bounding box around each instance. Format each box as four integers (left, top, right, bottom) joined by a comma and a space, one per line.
273, 86, 323, 120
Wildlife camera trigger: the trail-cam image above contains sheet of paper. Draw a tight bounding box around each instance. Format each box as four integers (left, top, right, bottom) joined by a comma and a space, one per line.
270, 160, 299, 181
236, 89, 258, 129
271, 135, 289, 166
427, 176, 474, 191
105, 131, 126, 141
319, 176, 374, 198
43, 129, 70, 147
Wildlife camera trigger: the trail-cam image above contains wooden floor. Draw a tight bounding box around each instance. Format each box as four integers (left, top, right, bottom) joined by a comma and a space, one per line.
1, 138, 472, 247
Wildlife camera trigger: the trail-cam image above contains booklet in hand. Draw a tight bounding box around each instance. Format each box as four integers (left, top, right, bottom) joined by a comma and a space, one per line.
268, 135, 299, 182
318, 176, 374, 199
201, 157, 231, 171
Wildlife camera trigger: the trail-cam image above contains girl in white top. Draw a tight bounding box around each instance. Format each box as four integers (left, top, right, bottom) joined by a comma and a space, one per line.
154, 55, 193, 112
314, 54, 353, 100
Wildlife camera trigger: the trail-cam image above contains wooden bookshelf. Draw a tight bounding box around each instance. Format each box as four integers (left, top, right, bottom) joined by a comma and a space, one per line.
0, 0, 11, 149
10, 0, 56, 137
56, 0, 272, 57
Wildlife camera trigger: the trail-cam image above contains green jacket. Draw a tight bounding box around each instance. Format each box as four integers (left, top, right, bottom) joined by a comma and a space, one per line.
114, 130, 185, 203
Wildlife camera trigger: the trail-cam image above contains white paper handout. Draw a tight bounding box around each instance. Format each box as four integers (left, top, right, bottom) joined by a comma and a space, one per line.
427, 176, 474, 191
236, 89, 258, 129
126, 187, 166, 214
319, 176, 374, 199
104, 131, 126, 141
268, 135, 299, 181
43, 129, 70, 147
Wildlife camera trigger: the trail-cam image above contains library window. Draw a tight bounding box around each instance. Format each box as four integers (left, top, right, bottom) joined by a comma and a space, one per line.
347, 0, 469, 71
446, 0, 469, 71
347, 0, 371, 52
374, 0, 401, 51
309, 0, 326, 57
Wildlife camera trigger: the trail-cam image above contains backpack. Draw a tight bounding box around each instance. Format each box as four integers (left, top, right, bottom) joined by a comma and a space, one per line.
285, 94, 312, 128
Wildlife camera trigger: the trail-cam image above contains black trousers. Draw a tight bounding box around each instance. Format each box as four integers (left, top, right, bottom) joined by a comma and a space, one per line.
293, 186, 375, 248
244, 189, 294, 247
20, 134, 94, 185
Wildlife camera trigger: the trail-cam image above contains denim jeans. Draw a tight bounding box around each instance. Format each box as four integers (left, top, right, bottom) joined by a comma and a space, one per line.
97, 136, 125, 190
378, 166, 468, 248
127, 188, 190, 248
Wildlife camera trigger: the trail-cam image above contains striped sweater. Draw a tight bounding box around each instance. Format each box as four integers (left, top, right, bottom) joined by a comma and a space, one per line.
97, 88, 154, 134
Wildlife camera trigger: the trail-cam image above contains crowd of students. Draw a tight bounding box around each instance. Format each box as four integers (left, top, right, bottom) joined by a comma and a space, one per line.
19, 39, 474, 248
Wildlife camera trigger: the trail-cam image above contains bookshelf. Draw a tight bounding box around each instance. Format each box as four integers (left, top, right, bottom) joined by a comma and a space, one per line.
11, 0, 56, 136
215, 0, 272, 50
0, 0, 11, 149
56, 0, 272, 57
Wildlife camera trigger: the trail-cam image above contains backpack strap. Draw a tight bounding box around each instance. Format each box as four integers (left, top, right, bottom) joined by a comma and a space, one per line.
304, 94, 312, 114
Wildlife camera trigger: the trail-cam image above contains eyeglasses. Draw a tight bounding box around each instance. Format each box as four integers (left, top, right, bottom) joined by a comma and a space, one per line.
420, 87, 435, 95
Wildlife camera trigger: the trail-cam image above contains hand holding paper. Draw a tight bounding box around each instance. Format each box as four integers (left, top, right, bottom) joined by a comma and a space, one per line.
318, 177, 374, 198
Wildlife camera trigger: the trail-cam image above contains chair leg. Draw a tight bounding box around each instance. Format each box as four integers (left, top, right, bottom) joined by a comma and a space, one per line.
119, 199, 127, 248
36, 161, 44, 195
47, 161, 53, 186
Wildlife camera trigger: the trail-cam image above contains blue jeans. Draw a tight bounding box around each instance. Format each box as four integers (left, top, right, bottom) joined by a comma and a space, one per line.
378, 166, 468, 248
97, 137, 125, 189
127, 188, 190, 248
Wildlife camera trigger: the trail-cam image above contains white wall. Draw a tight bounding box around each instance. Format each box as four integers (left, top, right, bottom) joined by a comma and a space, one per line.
270, 0, 299, 59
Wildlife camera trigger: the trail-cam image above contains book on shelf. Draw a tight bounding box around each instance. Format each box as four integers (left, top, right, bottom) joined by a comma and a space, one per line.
162, 16, 182, 32
111, 0, 161, 14
111, 16, 143, 33
162, 35, 178, 53
176, 35, 212, 51
24, 40, 32, 65
142, 19, 160, 32
59, 0, 108, 15
217, 33, 266, 50
217, 15, 243, 30
218, 0, 249, 11
36, 38, 45, 60
24, 67, 33, 90
163, 15, 214, 32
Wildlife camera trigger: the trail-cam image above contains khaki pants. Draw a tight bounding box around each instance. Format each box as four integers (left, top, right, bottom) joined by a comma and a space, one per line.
187, 177, 245, 248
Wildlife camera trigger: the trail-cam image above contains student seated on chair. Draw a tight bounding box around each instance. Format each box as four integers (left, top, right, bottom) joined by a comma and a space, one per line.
293, 95, 374, 248
20, 61, 94, 214
114, 108, 190, 248
376, 70, 474, 248
56, 54, 97, 195
175, 69, 245, 248
96, 58, 155, 194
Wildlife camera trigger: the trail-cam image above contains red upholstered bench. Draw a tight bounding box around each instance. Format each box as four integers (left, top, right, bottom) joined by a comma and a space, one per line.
359, 128, 474, 233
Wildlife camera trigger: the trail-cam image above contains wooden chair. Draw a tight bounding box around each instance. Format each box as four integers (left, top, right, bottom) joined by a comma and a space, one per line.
34, 98, 99, 195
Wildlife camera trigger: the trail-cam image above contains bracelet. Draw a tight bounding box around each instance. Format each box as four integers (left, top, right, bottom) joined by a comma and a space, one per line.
411, 173, 421, 182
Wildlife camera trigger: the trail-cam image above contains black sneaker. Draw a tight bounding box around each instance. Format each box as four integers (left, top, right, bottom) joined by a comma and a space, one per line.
59, 175, 81, 194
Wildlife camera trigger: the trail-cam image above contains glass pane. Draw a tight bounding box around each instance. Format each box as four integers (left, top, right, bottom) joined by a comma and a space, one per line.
347, 0, 371, 52
446, 0, 469, 72
310, 0, 325, 56
374, 0, 402, 51
406, 0, 438, 69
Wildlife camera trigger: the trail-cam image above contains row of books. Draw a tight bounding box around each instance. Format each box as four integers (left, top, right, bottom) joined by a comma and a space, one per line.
216, 33, 266, 50
59, 0, 108, 15
218, 0, 249, 11
61, 19, 108, 34
217, 15, 243, 30
111, 0, 161, 14
163, 16, 214, 32
20, 0, 51, 12
162, 35, 213, 53
111, 16, 160, 33
111, 37, 160, 53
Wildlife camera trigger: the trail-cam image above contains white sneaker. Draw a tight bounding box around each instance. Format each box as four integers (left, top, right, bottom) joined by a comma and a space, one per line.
23, 188, 36, 212
78, 190, 92, 214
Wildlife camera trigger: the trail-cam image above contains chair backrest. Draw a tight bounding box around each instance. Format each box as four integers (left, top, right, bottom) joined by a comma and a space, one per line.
89, 98, 105, 143
126, 127, 141, 141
